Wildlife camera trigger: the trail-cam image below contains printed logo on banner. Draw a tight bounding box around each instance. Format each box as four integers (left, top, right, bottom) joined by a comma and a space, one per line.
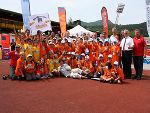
29, 13, 52, 35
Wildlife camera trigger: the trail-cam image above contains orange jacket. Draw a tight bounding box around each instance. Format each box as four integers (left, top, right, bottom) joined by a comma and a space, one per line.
15, 58, 24, 76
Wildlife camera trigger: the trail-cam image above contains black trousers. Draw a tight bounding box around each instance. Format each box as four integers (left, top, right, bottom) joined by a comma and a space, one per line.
122, 50, 132, 79
133, 56, 144, 79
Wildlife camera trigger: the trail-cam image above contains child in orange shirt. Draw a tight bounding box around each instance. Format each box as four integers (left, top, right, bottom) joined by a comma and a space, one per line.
102, 41, 110, 63
79, 53, 85, 69
100, 62, 114, 83
68, 52, 78, 69
110, 41, 120, 64
82, 55, 94, 78
24, 54, 36, 81
95, 54, 105, 78
111, 61, 124, 84
15, 52, 25, 80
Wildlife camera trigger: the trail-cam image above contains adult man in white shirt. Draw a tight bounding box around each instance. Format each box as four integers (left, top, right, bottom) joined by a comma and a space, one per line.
110, 27, 118, 45
120, 29, 134, 79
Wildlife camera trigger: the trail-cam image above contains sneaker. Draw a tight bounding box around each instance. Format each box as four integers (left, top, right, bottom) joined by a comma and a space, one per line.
109, 79, 114, 84
117, 80, 122, 84
136, 77, 141, 80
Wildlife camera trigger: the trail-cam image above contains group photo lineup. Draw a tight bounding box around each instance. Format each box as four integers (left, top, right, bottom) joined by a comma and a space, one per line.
0, 0, 150, 113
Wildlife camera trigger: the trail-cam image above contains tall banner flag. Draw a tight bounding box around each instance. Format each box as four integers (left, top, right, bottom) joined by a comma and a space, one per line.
146, 0, 150, 36
58, 7, 67, 36
21, 0, 31, 30
101, 7, 109, 38
29, 13, 52, 35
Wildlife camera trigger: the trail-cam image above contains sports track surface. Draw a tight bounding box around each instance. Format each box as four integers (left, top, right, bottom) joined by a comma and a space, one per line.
0, 60, 150, 113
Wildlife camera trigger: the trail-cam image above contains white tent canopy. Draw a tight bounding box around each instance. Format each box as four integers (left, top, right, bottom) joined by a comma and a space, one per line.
68, 25, 94, 36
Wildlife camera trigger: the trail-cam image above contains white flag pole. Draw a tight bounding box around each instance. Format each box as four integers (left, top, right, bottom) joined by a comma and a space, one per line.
146, 0, 150, 36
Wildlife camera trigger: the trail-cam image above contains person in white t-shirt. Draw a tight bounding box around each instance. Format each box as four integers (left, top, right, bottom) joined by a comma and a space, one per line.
110, 27, 118, 45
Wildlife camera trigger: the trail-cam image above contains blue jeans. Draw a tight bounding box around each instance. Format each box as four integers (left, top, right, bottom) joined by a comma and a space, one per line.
9, 66, 16, 79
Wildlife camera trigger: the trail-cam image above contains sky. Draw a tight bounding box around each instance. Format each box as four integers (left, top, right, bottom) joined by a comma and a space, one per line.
0, 0, 147, 25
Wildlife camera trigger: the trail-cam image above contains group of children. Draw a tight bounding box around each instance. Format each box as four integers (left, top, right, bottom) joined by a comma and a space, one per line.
7, 30, 124, 84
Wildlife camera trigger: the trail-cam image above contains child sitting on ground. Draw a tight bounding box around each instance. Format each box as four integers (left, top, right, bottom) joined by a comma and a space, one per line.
111, 61, 124, 84
100, 62, 114, 83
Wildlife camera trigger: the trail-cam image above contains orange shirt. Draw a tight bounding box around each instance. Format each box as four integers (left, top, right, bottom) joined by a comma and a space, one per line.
39, 43, 48, 58
15, 58, 24, 76
79, 60, 85, 68
103, 69, 112, 79
112, 68, 124, 80
110, 45, 120, 64
15, 36, 21, 45
68, 58, 78, 69
84, 61, 94, 73
24, 61, 35, 73
98, 45, 103, 54
102, 46, 110, 63
48, 45, 56, 54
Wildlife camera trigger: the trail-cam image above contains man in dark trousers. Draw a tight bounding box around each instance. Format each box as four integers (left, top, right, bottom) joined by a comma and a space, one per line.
120, 29, 134, 79
133, 29, 147, 80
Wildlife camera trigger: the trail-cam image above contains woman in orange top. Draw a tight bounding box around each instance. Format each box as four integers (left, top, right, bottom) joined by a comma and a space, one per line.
15, 52, 25, 80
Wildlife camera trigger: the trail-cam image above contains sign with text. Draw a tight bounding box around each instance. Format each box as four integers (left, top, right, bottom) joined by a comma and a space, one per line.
29, 13, 52, 35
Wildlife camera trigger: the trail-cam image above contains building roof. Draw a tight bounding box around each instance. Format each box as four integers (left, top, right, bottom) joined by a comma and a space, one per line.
0, 8, 23, 21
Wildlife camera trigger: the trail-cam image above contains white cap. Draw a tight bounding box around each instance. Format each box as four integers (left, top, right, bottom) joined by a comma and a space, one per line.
68, 38, 72, 43
99, 54, 103, 58
114, 61, 119, 65
81, 53, 85, 56
48, 40, 54, 45
88, 38, 93, 42
71, 52, 75, 55
108, 54, 112, 58
27, 54, 32, 58
85, 55, 90, 59
53, 37, 57, 40
61, 40, 65, 44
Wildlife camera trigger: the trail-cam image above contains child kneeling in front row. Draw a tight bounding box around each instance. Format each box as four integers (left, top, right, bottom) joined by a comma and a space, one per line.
24, 54, 36, 81
111, 61, 124, 84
